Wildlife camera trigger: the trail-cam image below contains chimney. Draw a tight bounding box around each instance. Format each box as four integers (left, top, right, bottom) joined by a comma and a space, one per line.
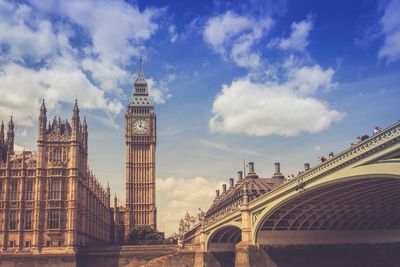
216, 190, 220, 198
248, 162, 255, 173
246, 162, 258, 179
222, 184, 227, 193
237, 171, 243, 181
304, 163, 310, 171
274, 162, 281, 175
272, 162, 285, 179
229, 178, 234, 187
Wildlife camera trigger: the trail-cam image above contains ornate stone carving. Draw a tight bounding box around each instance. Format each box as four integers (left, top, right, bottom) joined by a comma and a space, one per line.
252, 209, 263, 225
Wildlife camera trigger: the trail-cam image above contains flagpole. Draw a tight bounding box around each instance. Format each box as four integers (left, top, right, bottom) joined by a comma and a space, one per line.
243, 158, 246, 177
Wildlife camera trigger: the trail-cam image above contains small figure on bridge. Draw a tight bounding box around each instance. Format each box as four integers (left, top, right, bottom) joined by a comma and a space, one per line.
319, 156, 327, 162
374, 127, 382, 135
328, 152, 334, 158
361, 134, 369, 140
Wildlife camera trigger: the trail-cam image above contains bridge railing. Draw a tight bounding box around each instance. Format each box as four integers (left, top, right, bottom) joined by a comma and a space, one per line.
203, 197, 243, 227
201, 121, 400, 229
249, 121, 400, 209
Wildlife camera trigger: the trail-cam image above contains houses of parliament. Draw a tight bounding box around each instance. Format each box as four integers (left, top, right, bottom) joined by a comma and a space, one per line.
0, 60, 157, 253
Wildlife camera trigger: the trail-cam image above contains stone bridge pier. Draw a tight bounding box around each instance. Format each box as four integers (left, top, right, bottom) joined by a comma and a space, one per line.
199, 198, 279, 267
234, 200, 277, 267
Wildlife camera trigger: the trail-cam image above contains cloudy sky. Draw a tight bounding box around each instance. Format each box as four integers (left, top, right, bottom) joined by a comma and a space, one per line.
0, 0, 399, 235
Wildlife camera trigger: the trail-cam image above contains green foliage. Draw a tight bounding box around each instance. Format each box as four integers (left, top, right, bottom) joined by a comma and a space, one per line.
127, 225, 164, 243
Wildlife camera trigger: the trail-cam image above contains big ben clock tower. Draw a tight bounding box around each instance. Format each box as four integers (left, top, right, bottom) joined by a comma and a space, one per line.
125, 58, 157, 234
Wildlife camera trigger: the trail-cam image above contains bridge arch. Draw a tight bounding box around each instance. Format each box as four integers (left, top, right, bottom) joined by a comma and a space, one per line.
206, 222, 242, 252
252, 171, 400, 246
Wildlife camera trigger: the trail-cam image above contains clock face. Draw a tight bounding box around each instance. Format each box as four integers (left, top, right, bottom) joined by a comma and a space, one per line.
133, 118, 150, 134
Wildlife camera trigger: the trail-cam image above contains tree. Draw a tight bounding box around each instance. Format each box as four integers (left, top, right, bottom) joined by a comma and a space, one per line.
127, 226, 164, 243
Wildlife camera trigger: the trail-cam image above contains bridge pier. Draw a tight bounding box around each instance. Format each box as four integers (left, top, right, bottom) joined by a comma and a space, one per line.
235, 243, 277, 267
233, 193, 278, 267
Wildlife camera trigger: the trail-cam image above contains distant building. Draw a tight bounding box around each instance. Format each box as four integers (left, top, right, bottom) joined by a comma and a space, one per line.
0, 100, 113, 253
0, 59, 158, 254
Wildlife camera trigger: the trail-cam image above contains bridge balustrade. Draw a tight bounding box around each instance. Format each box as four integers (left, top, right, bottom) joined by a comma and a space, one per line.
250, 121, 400, 209
201, 122, 400, 231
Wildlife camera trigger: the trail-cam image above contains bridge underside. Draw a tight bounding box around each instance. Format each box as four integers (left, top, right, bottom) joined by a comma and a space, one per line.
208, 226, 242, 252
257, 177, 400, 245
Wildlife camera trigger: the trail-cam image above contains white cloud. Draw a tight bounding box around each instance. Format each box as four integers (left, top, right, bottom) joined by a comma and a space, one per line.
270, 18, 313, 51
81, 58, 128, 93
203, 11, 273, 68
147, 77, 173, 104
0, 56, 122, 126
29, 0, 159, 62
196, 139, 263, 156
209, 65, 344, 137
168, 25, 178, 42
157, 176, 223, 235
29, 0, 160, 90
0, 0, 162, 126
378, 0, 400, 62
0, 1, 66, 62
287, 65, 335, 95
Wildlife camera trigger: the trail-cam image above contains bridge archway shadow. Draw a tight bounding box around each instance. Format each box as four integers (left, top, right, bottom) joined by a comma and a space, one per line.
260, 243, 400, 267
206, 225, 242, 267
255, 175, 400, 246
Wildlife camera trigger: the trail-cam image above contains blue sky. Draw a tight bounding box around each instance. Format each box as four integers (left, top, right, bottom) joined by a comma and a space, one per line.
0, 0, 399, 234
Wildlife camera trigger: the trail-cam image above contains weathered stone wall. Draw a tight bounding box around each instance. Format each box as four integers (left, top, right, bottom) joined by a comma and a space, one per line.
0, 245, 198, 267
3, 243, 400, 267
0, 254, 76, 267
77, 245, 196, 267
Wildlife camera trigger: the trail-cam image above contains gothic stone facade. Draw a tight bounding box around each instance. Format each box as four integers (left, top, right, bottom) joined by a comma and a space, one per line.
0, 101, 113, 254
124, 59, 157, 235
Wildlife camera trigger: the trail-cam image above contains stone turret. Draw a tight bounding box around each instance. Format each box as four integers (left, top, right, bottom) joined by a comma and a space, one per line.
81, 116, 88, 152
114, 193, 118, 209
38, 99, 47, 140
0, 121, 4, 143
72, 99, 80, 138
6, 116, 14, 154
106, 182, 111, 207
0, 121, 5, 162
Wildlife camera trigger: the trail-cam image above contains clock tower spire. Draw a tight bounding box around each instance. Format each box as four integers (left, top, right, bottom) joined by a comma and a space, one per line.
125, 58, 157, 235
133, 57, 148, 95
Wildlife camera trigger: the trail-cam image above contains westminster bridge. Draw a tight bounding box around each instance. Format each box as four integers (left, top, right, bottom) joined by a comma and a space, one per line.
181, 121, 400, 267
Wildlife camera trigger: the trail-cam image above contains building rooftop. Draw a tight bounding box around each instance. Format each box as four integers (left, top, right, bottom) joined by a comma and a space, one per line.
206, 162, 285, 218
